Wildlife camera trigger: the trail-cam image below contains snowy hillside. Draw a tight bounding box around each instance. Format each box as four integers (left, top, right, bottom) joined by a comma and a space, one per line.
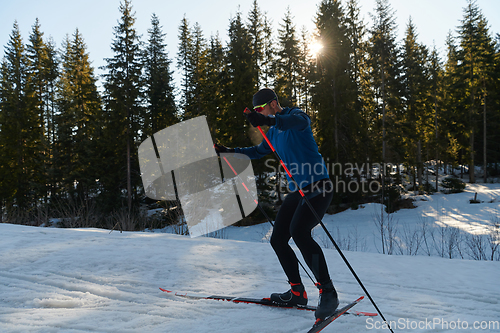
1, 185, 500, 332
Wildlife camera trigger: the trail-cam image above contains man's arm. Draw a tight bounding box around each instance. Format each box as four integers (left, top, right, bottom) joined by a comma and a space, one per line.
275, 109, 310, 131
234, 136, 273, 159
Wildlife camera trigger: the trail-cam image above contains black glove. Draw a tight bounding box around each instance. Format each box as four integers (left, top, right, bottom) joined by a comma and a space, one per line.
245, 111, 276, 127
214, 143, 234, 156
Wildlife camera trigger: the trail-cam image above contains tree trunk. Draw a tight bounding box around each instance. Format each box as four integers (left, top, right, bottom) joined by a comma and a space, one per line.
333, 78, 339, 163
417, 140, 423, 193
483, 80, 487, 183
435, 92, 439, 191
127, 106, 132, 216
381, 58, 386, 164
468, 46, 475, 184
470, 128, 476, 183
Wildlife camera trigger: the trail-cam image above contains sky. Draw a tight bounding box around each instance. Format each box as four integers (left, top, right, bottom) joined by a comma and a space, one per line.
1, 0, 499, 84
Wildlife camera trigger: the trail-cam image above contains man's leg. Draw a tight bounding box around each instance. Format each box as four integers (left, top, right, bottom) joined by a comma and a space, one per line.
269, 191, 308, 306
270, 191, 302, 283
289, 181, 338, 319
289, 188, 333, 283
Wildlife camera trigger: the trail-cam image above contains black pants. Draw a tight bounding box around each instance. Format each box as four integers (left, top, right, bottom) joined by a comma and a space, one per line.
270, 178, 334, 285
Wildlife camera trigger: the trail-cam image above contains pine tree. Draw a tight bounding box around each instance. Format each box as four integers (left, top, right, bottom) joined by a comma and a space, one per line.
400, 18, 432, 190
225, 10, 255, 148
143, 13, 177, 136
345, 0, 365, 94
0, 22, 39, 214
365, 0, 403, 214
261, 16, 275, 88
176, 18, 208, 120
344, 0, 372, 164
201, 33, 227, 142
177, 16, 194, 118
442, 32, 466, 171
44, 38, 59, 198
55, 30, 101, 201
275, 7, 301, 107
44, 38, 59, 148
297, 27, 312, 113
312, 0, 354, 163
456, 0, 496, 183
428, 45, 445, 190
101, 0, 144, 213
227, 9, 276, 207
492, 35, 500, 175
53, 36, 74, 198
367, 0, 402, 165
247, 0, 263, 89
191, 22, 207, 118
26, 19, 53, 202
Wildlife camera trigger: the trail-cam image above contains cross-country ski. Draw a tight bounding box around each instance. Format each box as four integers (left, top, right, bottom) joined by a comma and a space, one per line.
159, 288, 376, 317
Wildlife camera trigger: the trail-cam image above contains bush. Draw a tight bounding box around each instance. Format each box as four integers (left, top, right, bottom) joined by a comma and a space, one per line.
384, 183, 403, 213
421, 181, 437, 194
440, 176, 466, 193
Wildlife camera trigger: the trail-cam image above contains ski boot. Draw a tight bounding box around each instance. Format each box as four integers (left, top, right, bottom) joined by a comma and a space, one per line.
270, 281, 308, 307
315, 280, 339, 320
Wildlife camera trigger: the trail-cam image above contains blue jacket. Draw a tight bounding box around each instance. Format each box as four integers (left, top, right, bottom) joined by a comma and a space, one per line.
235, 107, 329, 191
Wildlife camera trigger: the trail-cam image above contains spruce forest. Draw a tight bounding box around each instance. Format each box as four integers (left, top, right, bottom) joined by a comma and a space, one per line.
0, 0, 499, 230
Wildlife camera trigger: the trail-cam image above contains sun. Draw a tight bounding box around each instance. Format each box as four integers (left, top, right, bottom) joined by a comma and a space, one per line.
309, 40, 323, 58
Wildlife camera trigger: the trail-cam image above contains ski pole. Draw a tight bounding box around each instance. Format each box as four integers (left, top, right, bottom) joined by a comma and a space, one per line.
218, 152, 316, 286
244, 108, 394, 332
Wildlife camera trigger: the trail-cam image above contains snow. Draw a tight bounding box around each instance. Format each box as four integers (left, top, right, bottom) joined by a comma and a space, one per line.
1, 185, 500, 332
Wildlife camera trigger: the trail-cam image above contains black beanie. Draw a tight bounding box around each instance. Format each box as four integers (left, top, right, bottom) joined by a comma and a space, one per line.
253, 88, 278, 107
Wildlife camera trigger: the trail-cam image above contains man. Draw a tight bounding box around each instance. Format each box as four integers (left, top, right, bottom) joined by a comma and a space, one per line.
214, 88, 338, 321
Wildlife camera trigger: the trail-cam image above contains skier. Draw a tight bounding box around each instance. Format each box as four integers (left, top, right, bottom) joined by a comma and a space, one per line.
214, 88, 338, 321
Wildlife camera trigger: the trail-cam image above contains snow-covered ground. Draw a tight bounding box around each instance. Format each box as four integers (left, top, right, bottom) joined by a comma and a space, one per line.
1, 184, 499, 332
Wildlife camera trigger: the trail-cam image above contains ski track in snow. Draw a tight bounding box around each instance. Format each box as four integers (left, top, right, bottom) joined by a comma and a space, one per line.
1, 185, 500, 332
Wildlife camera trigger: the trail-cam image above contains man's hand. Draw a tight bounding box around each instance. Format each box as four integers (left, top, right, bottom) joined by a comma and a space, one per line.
245, 110, 276, 127
214, 143, 234, 156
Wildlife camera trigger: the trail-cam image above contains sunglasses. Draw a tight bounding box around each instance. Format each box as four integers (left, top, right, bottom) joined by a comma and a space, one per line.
253, 99, 275, 113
